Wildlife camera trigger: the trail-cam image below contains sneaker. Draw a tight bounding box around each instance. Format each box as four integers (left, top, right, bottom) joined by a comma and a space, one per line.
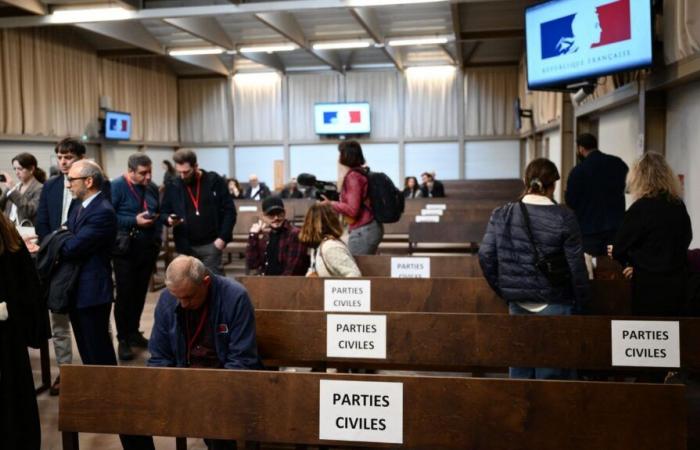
118, 340, 134, 361
128, 332, 149, 349
49, 375, 60, 396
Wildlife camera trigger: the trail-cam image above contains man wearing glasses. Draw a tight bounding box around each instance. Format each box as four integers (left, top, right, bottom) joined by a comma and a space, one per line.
110, 153, 162, 361
61, 160, 118, 366
162, 149, 235, 275
36, 137, 110, 395
245, 196, 309, 276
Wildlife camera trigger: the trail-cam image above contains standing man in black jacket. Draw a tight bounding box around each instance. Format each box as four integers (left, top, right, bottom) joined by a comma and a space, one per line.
162, 149, 236, 275
565, 133, 628, 257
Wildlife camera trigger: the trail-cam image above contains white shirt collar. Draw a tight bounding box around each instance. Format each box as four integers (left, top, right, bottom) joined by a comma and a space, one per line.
522, 194, 555, 205
81, 191, 101, 209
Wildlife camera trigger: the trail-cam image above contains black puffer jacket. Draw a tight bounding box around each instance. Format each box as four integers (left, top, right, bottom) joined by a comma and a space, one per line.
479, 200, 589, 307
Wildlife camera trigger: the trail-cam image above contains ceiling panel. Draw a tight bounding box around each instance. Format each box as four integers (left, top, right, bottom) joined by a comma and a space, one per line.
217, 13, 286, 45
142, 19, 210, 48
292, 8, 365, 42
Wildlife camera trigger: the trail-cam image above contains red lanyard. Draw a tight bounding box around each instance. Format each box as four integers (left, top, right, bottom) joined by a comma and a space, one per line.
185, 172, 202, 216
124, 175, 148, 212
185, 301, 210, 365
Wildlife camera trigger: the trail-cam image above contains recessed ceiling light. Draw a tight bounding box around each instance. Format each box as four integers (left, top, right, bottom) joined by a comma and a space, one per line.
387, 36, 449, 47
312, 40, 373, 50
168, 47, 224, 56
239, 44, 298, 53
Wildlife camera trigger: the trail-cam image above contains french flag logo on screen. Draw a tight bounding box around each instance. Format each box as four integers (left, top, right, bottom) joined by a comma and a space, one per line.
109, 118, 129, 132
540, 0, 631, 60
323, 110, 362, 124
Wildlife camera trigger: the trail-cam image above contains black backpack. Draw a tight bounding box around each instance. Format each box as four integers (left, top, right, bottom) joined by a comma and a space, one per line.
354, 168, 405, 224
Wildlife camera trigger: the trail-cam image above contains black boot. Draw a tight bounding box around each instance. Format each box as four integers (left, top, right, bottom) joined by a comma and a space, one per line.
118, 340, 134, 361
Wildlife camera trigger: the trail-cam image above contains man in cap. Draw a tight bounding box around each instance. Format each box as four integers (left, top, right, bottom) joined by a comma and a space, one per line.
245, 196, 309, 276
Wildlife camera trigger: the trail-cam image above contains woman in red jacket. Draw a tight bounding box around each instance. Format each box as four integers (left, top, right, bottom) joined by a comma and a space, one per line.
321, 141, 383, 255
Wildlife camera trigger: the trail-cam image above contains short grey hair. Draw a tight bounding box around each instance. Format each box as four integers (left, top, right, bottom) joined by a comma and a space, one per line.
128, 153, 152, 171
74, 160, 105, 189
165, 255, 207, 288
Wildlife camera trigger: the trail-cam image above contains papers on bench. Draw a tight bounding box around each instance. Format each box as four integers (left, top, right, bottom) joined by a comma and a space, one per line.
611, 320, 680, 368
390, 257, 430, 278
415, 215, 440, 223
327, 314, 386, 359
420, 209, 443, 216
239, 205, 258, 212
425, 204, 447, 210
319, 379, 403, 444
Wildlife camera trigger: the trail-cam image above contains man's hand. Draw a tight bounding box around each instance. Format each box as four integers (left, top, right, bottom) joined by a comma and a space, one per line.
136, 211, 156, 227
607, 245, 614, 258
167, 215, 183, 227
622, 266, 634, 280
1, 171, 14, 189
250, 220, 270, 235
214, 238, 226, 251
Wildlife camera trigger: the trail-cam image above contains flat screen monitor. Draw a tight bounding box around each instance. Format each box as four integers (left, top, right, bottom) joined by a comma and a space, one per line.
314, 102, 371, 135
104, 111, 132, 140
525, 0, 653, 90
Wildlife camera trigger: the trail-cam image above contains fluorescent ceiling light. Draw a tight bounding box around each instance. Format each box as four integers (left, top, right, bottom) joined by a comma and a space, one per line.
239, 44, 298, 53
387, 36, 449, 47
286, 65, 332, 72
168, 47, 224, 56
348, 0, 445, 6
51, 6, 131, 23
312, 40, 372, 50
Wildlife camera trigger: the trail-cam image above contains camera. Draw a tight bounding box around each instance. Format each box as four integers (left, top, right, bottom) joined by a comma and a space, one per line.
296, 173, 340, 201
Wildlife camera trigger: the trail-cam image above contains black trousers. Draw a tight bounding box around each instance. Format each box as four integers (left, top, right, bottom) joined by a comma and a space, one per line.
113, 241, 160, 341
69, 303, 117, 365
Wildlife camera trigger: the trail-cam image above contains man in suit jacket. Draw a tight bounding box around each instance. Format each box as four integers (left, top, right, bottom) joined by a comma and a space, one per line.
565, 133, 628, 257
420, 171, 446, 198
61, 160, 118, 365
243, 173, 271, 200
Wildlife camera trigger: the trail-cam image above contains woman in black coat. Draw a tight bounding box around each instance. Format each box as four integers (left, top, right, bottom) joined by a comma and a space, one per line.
479, 158, 589, 380
612, 152, 692, 316
0, 212, 45, 450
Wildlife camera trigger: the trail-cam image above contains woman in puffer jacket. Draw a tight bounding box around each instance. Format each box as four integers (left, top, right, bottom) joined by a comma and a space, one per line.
479, 158, 589, 380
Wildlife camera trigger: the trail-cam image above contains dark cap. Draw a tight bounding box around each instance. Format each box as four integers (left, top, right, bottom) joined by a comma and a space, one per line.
262, 196, 285, 215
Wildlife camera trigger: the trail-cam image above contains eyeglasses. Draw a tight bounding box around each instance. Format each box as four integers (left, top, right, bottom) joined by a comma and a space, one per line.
66, 176, 88, 184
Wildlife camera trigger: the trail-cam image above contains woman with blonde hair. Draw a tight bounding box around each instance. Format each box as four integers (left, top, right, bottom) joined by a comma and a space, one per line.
299, 203, 361, 277
611, 152, 692, 316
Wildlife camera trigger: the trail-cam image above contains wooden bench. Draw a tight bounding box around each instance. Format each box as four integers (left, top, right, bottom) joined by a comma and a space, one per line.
356, 254, 484, 277
408, 222, 487, 254
255, 310, 700, 372
239, 276, 632, 315
59, 365, 686, 450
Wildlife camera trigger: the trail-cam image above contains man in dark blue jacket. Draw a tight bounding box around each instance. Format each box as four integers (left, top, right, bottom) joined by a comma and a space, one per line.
122, 256, 261, 450
62, 160, 118, 366
111, 153, 162, 361
565, 133, 628, 256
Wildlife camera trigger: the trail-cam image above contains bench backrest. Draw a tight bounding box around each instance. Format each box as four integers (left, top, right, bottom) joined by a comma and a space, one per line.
239, 276, 632, 315
59, 365, 686, 450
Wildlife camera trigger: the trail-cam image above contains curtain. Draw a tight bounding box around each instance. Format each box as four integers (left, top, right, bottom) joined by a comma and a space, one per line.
288, 72, 341, 141
404, 67, 458, 138
345, 71, 399, 139
464, 67, 518, 136
517, 58, 561, 133
101, 57, 178, 142
0, 30, 23, 135
232, 73, 282, 142
180, 77, 231, 143
664, 0, 700, 64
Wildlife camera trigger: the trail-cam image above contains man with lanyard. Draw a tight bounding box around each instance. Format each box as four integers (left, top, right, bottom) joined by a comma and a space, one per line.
245, 196, 309, 275
162, 149, 235, 275
123, 255, 262, 450
110, 153, 161, 361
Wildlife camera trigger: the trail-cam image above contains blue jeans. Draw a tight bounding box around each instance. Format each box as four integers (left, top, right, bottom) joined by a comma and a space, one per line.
348, 220, 383, 255
508, 302, 577, 380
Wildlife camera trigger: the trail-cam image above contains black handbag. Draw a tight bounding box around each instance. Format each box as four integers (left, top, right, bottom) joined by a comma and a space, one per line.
112, 229, 133, 256
519, 201, 572, 287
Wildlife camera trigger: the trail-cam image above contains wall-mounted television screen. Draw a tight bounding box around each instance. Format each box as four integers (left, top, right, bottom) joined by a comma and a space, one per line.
104, 110, 132, 140
314, 102, 371, 135
525, 0, 653, 90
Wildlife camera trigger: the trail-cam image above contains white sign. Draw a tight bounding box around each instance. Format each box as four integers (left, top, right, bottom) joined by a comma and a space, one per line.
611, 320, 680, 368
324, 280, 371, 312
319, 380, 403, 444
415, 215, 440, 223
425, 204, 447, 210
420, 209, 443, 216
327, 314, 386, 359
239, 205, 258, 212
391, 257, 430, 278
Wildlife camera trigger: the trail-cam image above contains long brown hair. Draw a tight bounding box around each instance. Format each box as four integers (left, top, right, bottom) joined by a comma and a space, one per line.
627, 151, 681, 201
299, 204, 344, 247
0, 212, 22, 255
